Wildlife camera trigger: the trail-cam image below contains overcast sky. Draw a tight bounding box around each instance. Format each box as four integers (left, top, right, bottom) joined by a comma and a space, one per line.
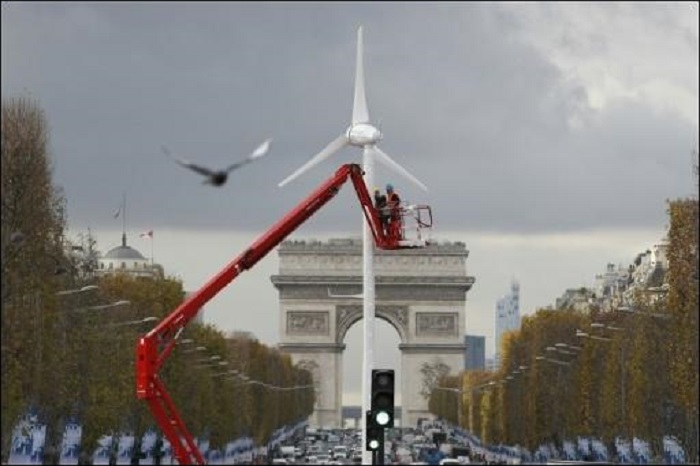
3, 2, 697, 406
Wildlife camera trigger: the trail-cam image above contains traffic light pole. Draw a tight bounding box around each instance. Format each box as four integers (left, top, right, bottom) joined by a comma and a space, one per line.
370, 428, 386, 465
376, 428, 385, 465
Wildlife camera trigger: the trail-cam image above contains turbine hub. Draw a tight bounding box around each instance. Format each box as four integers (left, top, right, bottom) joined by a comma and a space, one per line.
347, 123, 381, 147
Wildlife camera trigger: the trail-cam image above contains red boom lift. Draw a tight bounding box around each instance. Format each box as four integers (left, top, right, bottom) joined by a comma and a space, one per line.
135, 163, 432, 464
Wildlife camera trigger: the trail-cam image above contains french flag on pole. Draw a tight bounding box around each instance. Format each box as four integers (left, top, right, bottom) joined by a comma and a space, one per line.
140, 230, 153, 239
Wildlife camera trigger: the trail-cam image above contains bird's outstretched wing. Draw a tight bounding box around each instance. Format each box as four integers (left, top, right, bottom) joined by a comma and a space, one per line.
225, 138, 272, 174
161, 145, 215, 177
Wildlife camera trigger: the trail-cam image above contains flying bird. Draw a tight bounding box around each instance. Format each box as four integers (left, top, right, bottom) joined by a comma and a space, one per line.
161, 138, 272, 187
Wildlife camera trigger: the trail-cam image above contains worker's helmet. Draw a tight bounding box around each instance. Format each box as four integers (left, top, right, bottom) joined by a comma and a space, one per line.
373, 187, 380, 194
386, 183, 394, 192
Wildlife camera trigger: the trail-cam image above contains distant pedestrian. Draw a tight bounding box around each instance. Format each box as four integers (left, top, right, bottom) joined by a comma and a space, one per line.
386, 183, 402, 240
373, 188, 388, 234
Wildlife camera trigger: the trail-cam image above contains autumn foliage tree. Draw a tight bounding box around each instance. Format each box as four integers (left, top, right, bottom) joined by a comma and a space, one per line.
666, 199, 699, 460
428, 197, 698, 461
1, 95, 67, 462
1, 94, 315, 462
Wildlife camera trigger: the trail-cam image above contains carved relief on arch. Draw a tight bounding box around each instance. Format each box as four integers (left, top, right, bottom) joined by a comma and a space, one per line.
335, 304, 408, 343
287, 311, 329, 335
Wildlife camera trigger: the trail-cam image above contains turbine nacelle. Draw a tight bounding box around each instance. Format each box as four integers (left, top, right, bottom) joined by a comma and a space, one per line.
346, 123, 382, 147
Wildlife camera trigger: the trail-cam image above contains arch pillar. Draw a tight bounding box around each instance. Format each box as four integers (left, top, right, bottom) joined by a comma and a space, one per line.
278, 342, 345, 428
399, 343, 467, 427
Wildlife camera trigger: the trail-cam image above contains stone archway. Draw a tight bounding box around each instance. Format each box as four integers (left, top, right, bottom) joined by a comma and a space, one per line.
273, 238, 474, 428
336, 304, 409, 343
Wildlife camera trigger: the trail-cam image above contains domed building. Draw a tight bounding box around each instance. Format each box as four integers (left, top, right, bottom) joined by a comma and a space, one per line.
97, 233, 163, 278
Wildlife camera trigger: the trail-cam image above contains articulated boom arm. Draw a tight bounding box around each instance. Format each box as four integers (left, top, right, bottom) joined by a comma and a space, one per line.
136, 164, 414, 465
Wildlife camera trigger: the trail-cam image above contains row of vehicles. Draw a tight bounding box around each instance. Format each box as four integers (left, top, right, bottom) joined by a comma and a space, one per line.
272, 427, 363, 464
270, 422, 475, 465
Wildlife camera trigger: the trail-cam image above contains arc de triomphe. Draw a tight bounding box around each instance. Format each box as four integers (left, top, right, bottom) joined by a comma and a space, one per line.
272, 238, 475, 428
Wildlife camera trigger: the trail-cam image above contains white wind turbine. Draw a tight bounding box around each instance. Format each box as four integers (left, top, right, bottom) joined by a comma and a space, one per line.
278, 27, 427, 192
278, 26, 427, 460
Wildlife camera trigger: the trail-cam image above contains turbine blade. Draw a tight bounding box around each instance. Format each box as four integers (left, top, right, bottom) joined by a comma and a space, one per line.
372, 145, 428, 192
352, 26, 370, 125
278, 135, 348, 187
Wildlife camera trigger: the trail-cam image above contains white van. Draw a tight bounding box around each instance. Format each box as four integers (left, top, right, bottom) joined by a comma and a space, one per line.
332, 445, 348, 459
280, 446, 296, 462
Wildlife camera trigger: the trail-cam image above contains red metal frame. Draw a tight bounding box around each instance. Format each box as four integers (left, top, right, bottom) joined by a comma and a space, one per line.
136, 164, 430, 464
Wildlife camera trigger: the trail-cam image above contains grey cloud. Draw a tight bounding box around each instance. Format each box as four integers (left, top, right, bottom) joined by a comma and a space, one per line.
2, 2, 696, 236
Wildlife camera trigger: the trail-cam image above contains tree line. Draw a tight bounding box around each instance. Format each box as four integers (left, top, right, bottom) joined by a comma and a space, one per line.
1, 95, 315, 463
429, 198, 698, 461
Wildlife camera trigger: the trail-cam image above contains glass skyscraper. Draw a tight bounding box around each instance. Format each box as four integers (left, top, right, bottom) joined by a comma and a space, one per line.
494, 280, 520, 369
464, 335, 486, 370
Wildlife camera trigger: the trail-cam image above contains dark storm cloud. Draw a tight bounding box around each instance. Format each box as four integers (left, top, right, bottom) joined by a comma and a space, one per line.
2, 2, 696, 235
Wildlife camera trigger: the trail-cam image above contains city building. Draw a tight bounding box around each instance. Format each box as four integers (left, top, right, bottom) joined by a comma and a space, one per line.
555, 237, 669, 313
555, 287, 596, 312
593, 263, 630, 312
622, 240, 669, 305
97, 233, 163, 279
464, 335, 486, 370
494, 280, 520, 369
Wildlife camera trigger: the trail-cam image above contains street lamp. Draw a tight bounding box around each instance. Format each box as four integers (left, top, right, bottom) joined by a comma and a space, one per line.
617, 306, 671, 320
535, 355, 570, 366
196, 355, 222, 364
107, 316, 157, 328
536, 352, 572, 444
545, 346, 574, 357
576, 329, 611, 342
578, 325, 629, 439
591, 322, 624, 332
197, 361, 229, 370
432, 386, 462, 427
182, 346, 207, 354
434, 381, 496, 428
56, 285, 100, 296
69, 300, 131, 313
199, 355, 221, 362
293, 384, 314, 391
556, 343, 582, 351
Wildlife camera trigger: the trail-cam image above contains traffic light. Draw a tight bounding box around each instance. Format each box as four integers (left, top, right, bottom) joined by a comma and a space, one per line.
365, 410, 382, 452
371, 369, 395, 428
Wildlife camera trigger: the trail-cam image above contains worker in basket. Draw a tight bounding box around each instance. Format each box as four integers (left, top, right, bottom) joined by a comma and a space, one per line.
386, 183, 403, 241
373, 187, 389, 235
